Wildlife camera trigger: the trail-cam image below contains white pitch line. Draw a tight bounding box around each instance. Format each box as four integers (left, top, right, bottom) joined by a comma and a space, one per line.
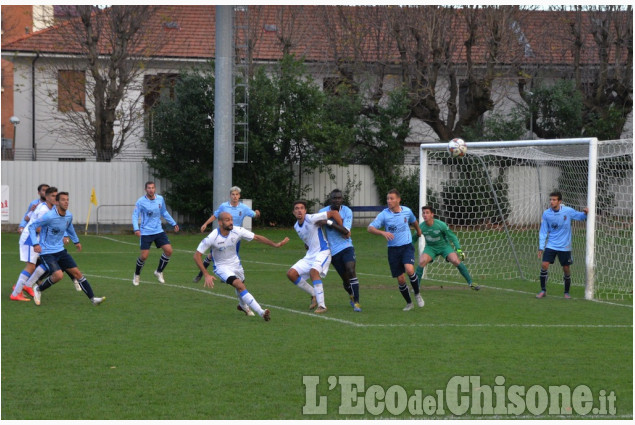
83, 273, 632, 329
94, 235, 633, 309
84, 273, 364, 326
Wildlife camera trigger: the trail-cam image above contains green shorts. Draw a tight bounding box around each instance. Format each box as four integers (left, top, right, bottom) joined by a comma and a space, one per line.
422, 244, 455, 262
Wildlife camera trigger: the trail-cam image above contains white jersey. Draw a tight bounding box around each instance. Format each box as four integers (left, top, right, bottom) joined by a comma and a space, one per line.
19, 202, 52, 245
196, 226, 255, 270
294, 211, 329, 259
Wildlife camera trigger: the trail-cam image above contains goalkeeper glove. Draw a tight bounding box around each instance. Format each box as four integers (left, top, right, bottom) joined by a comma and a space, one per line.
457, 249, 465, 261
411, 231, 419, 244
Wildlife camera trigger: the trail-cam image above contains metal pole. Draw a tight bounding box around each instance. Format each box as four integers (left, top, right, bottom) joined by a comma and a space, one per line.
418, 148, 427, 255
13, 124, 18, 157
585, 138, 598, 300
213, 6, 233, 225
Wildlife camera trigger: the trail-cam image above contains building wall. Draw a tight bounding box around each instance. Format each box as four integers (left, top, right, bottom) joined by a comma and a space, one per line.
1, 5, 33, 144
10, 56, 210, 161
1, 5, 54, 148
8, 52, 635, 162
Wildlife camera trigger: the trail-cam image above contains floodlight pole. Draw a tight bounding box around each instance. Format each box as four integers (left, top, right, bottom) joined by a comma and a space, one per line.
213, 6, 233, 226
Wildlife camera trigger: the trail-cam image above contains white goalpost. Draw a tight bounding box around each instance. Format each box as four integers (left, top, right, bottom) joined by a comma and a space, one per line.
418, 138, 633, 300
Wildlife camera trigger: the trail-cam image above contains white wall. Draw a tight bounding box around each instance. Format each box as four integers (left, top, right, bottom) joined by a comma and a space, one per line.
2, 159, 630, 228
1, 161, 382, 227
1, 161, 158, 228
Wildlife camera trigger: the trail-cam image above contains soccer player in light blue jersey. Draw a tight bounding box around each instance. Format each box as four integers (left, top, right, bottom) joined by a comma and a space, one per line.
132, 181, 179, 286
537, 191, 588, 299
368, 189, 424, 311
287, 200, 342, 313
319, 189, 362, 312
194, 186, 260, 283
11, 186, 58, 301
17, 183, 48, 234
28, 192, 105, 306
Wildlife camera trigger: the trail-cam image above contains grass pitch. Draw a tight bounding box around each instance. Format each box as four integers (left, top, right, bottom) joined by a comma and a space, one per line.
1, 229, 632, 419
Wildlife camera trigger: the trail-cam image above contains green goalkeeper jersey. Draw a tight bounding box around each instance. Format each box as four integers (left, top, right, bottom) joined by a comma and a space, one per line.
419, 219, 461, 250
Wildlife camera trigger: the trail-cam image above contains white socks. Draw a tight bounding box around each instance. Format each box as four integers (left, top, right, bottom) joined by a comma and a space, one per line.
12, 270, 31, 296
239, 289, 264, 317
24, 264, 47, 288
294, 278, 315, 296
313, 280, 325, 308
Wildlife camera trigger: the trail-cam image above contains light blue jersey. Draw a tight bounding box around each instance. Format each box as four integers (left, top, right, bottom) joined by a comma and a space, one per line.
369, 206, 417, 247
28, 206, 79, 255
19, 198, 43, 228
132, 194, 177, 236
539, 205, 587, 251
319, 205, 353, 255
214, 201, 256, 226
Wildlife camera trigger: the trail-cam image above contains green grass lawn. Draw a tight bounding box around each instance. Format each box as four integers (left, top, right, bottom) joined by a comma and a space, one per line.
1, 229, 632, 419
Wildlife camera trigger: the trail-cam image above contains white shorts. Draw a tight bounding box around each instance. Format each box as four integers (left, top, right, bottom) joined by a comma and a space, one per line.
214, 264, 245, 284
291, 250, 332, 281
19, 243, 39, 264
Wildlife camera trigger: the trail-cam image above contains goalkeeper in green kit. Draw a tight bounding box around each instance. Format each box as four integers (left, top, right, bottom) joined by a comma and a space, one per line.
414, 206, 479, 290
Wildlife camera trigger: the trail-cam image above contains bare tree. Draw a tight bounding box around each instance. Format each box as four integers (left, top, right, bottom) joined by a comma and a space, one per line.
318, 5, 529, 141
46, 5, 160, 161
318, 5, 394, 103
582, 5, 632, 136
520, 6, 632, 139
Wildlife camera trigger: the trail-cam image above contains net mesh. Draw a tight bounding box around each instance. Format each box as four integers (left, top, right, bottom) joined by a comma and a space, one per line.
420, 139, 633, 300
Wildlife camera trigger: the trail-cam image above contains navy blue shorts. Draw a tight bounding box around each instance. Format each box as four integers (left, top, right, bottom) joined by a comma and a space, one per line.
331, 247, 356, 278
387, 243, 416, 278
140, 232, 171, 250
40, 250, 78, 274
542, 248, 573, 266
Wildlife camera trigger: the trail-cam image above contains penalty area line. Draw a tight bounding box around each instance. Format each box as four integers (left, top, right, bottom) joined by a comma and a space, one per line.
83, 273, 632, 329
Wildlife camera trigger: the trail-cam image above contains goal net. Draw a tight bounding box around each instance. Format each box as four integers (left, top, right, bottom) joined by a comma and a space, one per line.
418, 138, 633, 300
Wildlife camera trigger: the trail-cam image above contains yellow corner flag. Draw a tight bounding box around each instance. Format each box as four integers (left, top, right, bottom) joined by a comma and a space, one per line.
86, 188, 98, 234
90, 187, 98, 206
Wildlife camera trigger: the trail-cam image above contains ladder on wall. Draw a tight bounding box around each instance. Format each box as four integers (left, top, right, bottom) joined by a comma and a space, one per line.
233, 6, 249, 164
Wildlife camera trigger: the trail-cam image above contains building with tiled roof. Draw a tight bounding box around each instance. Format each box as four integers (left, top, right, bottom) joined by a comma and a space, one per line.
2, 5, 631, 162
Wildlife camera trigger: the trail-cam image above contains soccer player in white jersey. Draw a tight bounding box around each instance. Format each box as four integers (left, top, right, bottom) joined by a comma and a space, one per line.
286, 200, 342, 314
368, 188, 423, 311
537, 191, 588, 299
194, 212, 289, 321
10, 186, 58, 301
17, 183, 49, 234
132, 181, 179, 285
193, 186, 260, 282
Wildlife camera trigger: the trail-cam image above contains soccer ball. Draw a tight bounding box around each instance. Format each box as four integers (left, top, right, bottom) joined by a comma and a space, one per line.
448, 138, 467, 158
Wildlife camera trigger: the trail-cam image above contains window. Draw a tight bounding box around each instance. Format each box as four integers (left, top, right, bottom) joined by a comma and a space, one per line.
143, 73, 179, 137
144, 73, 178, 110
58, 70, 86, 112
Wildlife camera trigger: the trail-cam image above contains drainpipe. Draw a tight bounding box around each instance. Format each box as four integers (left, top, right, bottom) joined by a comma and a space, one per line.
31, 52, 39, 161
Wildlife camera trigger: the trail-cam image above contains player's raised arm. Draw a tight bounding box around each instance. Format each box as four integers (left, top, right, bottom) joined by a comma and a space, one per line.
200, 214, 216, 232
253, 234, 290, 248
